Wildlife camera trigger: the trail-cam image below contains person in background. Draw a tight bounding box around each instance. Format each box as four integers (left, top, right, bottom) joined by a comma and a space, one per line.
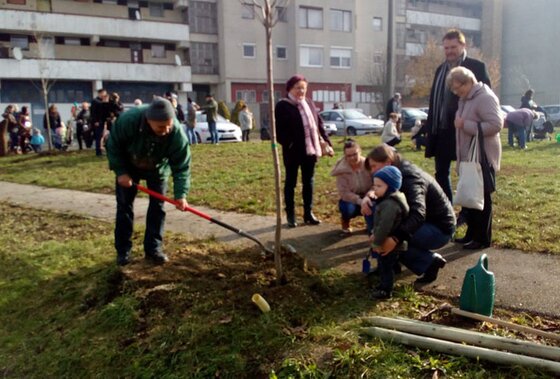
411, 120, 427, 151
90, 88, 110, 157
385, 92, 402, 120
43, 104, 63, 147
3, 105, 19, 155
369, 166, 409, 300
106, 98, 191, 266
30, 128, 45, 153
185, 97, 199, 145
520, 89, 538, 142
17, 106, 32, 154
330, 139, 373, 234
76, 102, 91, 150
201, 94, 219, 144
239, 104, 253, 142
425, 29, 491, 204
275, 74, 334, 228
166, 92, 185, 124
505, 108, 536, 149
381, 112, 402, 146
448, 66, 503, 250
363, 144, 455, 285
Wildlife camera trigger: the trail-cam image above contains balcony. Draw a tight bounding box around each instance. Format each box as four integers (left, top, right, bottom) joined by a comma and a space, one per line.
0, 58, 191, 84
0, 9, 189, 43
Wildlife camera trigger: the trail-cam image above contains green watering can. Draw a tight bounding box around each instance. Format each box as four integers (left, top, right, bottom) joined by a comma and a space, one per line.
459, 254, 495, 316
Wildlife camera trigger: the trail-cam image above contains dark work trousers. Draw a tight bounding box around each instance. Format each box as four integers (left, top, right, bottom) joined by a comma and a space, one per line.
435, 154, 453, 202
464, 190, 493, 245
76, 123, 84, 150
93, 124, 105, 156
114, 176, 167, 259
283, 155, 316, 216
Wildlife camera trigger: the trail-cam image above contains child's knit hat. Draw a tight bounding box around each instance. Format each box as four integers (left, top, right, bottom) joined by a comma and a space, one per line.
374, 166, 402, 194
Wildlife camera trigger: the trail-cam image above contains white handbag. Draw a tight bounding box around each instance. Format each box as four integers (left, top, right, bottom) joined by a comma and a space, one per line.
454, 132, 484, 210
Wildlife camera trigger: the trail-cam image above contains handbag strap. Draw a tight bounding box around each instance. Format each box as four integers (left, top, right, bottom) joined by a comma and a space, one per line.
468, 130, 479, 162
476, 122, 490, 164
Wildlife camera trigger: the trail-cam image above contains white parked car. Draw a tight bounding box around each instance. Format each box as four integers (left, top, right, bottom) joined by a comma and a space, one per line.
184, 111, 242, 143
323, 122, 337, 136
319, 109, 384, 136
541, 105, 560, 127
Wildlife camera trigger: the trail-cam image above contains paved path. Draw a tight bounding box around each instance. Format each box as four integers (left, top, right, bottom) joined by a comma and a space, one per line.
1, 181, 559, 318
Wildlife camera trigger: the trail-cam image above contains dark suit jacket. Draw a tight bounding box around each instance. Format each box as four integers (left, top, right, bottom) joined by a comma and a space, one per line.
425, 57, 491, 160
275, 98, 331, 166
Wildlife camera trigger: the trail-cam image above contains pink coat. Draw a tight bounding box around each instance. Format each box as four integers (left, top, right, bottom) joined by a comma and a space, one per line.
330, 155, 372, 204
455, 82, 503, 173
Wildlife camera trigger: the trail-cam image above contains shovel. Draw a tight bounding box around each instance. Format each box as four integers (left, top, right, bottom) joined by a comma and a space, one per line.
135, 184, 273, 256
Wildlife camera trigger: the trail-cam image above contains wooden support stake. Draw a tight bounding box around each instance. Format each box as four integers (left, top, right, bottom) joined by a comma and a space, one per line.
363, 327, 560, 374
364, 316, 560, 362
451, 308, 560, 342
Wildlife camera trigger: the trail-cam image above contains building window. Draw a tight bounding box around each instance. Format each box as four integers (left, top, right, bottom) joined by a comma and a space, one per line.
236, 90, 256, 103
149, 2, 164, 17
151, 44, 165, 58
262, 90, 281, 103
242, 43, 256, 58
396, 23, 406, 49
191, 42, 219, 74
189, 1, 217, 34
7, 0, 26, 4
276, 6, 287, 22
300, 45, 323, 68
330, 9, 351, 32
276, 46, 287, 60
312, 90, 347, 103
299, 6, 322, 29
330, 48, 351, 68
10, 35, 29, 50
242, 3, 254, 19
372, 17, 383, 31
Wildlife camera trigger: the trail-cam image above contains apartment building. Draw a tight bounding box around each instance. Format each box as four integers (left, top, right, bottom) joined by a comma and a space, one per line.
188, 0, 389, 117
397, 0, 502, 95
501, 0, 560, 106
0, 0, 191, 125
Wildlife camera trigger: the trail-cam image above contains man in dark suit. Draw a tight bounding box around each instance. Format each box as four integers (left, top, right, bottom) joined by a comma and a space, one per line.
425, 29, 491, 203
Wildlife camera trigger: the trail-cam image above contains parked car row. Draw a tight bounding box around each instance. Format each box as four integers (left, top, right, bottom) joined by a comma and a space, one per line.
319, 109, 384, 136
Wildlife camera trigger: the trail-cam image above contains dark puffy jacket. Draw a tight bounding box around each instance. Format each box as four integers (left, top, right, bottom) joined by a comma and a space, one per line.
393, 160, 455, 242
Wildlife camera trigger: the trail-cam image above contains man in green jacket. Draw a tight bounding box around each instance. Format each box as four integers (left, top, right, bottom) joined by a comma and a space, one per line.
107, 98, 191, 266
201, 93, 219, 144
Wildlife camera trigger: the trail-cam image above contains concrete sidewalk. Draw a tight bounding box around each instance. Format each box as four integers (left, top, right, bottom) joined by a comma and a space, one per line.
1, 181, 559, 318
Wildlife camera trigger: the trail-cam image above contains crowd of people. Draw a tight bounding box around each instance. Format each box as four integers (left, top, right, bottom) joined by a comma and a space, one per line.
4, 27, 544, 302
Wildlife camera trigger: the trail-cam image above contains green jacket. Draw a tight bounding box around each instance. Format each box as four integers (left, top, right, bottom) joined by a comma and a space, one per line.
107, 105, 191, 199
201, 98, 218, 123
371, 191, 409, 251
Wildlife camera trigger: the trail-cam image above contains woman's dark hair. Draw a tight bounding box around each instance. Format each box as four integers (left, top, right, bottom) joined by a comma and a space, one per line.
343, 138, 358, 150
286, 75, 307, 93
524, 89, 534, 98
364, 144, 401, 171
21, 106, 29, 114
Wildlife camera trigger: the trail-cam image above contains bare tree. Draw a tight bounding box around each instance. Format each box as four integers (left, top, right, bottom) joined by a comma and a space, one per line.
31, 32, 58, 151
363, 50, 388, 117
240, 0, 290, 284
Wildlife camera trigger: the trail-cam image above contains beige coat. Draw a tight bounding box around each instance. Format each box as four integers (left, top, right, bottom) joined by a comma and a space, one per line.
455, 82, 503, 173
330, 155, 372, 204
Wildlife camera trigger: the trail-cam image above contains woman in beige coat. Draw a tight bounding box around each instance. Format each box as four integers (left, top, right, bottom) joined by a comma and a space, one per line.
447, 66, 503, 249
330, 139, 373, 234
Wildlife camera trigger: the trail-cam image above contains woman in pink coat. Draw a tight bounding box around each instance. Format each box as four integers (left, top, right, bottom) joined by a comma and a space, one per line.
447, 66, 503, 249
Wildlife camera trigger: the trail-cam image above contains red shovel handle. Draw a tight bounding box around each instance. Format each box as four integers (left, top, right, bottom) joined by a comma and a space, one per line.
135, 184, 211, 221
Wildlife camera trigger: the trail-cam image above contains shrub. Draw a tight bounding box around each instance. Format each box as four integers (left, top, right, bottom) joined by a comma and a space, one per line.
230, 100, 246, 126
218, 101, 231, 120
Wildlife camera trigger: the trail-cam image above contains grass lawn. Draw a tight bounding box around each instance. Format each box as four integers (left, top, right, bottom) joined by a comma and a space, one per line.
1, 131, 559, 254
1, 203, 558, 378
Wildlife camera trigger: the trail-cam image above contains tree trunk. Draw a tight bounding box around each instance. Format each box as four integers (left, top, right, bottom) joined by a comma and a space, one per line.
264, 1, 284, 284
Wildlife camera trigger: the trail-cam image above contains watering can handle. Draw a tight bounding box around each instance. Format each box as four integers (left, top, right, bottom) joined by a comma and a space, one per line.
479, 253, 489, 271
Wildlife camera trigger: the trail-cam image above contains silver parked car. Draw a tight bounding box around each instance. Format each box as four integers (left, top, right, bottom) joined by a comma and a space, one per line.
541, 105, 560, 127
319, 109, 384, 136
